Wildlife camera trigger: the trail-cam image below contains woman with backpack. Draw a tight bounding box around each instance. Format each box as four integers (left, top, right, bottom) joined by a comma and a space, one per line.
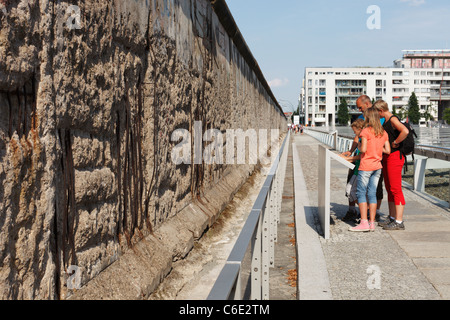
373, 100, 410, 231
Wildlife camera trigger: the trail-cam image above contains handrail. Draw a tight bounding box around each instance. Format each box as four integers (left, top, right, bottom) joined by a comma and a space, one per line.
417, 144, 450, 151
207, 131, 290, 300
304, 129, 354, 153
415, 145, 450, 161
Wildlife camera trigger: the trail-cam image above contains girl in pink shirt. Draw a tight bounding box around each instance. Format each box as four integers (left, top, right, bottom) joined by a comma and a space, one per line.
350, 108, 391, 232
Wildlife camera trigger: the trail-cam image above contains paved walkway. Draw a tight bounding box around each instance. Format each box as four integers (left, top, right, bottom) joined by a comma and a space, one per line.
293, 133, 450, 300
270, 136, 298, 300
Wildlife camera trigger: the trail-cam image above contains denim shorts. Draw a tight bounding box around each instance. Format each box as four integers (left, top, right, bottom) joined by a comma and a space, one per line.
357, 169, 382, 204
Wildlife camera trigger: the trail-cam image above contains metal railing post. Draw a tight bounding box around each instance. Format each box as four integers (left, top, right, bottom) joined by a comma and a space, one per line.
231, 267, 242, 300
269, 183, 276, 267
414, 158, 428, 193
251, 211, 262, 300
262, 197, 270, 299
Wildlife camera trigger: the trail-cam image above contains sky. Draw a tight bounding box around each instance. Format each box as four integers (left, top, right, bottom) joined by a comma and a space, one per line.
225, 0, 450, 113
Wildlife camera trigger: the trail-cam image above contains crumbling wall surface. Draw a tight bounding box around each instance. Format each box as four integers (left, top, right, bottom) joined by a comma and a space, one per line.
0, 0, 286, 299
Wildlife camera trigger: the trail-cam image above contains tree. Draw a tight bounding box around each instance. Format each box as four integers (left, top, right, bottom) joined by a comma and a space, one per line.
337, 98, 350, 125
393, 106, 407, 121
392, 106, 398, 117
423, 104, 435, 122
407, 92, 421, 124
443, 108, 450, 124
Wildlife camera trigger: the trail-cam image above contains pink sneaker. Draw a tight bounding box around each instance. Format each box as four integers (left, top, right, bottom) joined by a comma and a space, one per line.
369, 222, 376, 232
349, 220, 370, 232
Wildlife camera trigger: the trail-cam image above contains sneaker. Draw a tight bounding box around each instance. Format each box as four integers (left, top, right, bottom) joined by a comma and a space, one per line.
383, 221, 405, 231
349, 220, 370, 232
369, 222, 376, 232
378, 217, 394, 227
343, 210, 358, 222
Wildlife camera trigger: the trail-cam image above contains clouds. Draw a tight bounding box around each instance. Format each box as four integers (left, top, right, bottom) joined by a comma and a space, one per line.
268, 78, 289, 88
400, 0, 426, 6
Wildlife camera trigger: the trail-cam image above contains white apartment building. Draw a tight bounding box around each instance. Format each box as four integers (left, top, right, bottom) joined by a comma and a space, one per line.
301, 50, 450, 127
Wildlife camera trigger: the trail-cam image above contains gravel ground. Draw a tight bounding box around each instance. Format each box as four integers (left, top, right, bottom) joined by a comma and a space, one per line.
402, 162, 450, 202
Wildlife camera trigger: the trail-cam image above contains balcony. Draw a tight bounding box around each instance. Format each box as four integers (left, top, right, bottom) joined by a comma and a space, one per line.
392, 96, 407, 102
335, 80, 367, 88
430, 90, 450, 101
392, 80, 408, 85
430, 82, 450, 89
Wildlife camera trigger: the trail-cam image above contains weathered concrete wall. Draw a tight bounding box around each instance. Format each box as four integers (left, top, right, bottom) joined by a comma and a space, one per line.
0, 0, 286, 299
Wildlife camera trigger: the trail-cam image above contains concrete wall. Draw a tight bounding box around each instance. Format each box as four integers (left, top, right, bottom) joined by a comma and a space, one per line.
0, 0, 286, 299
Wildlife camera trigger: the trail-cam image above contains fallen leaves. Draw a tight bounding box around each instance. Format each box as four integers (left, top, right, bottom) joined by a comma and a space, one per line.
287, 269, 297, 287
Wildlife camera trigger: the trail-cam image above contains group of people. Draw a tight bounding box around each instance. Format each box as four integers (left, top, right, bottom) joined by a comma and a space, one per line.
290, 124, 304, 134
340, 95, 410, 232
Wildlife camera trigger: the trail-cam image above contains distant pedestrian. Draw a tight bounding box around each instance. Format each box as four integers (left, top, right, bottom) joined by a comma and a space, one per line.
349, 108, 391, 232
373, 100, 409, 230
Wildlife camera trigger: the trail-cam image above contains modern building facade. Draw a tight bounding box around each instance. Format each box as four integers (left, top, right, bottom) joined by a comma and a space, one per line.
301, 50, 450, 127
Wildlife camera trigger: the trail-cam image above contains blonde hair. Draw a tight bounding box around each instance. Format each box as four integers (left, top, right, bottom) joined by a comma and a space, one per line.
351, 118, 365, 130
373, 100, 389, 112
363, 107, 384, 137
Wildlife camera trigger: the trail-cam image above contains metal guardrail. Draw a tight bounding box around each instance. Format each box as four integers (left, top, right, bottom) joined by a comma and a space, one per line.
415, 145, 450, 161
304, 129, 353, 153
207, 131, 290, 300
